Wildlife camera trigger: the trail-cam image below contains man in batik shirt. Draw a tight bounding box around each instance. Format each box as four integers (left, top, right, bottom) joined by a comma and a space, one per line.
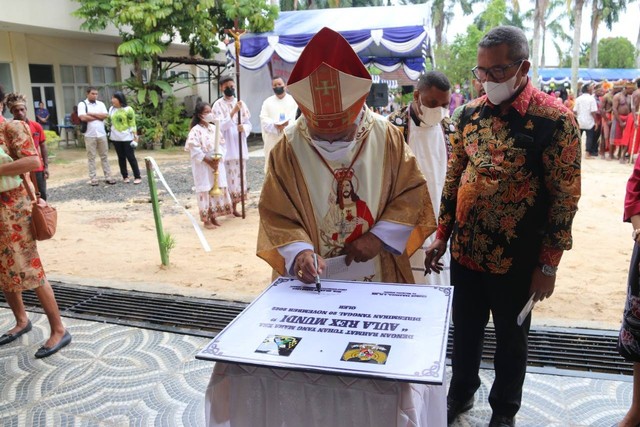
425, 26, 581, 427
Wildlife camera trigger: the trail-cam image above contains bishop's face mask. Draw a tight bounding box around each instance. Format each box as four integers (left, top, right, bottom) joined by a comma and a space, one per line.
417, 99, 446, 128
273, 86, 285, 95
223, 87, 236, 98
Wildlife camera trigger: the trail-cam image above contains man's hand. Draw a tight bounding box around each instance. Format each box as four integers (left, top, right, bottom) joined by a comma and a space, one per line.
237, 124, 244, 134
44, 168, 49, 179
529, 267, 556, 302
424, 239, 447, 274
293, 250, 326, 284
275, 121, 289, 132
343, 232, 383, 266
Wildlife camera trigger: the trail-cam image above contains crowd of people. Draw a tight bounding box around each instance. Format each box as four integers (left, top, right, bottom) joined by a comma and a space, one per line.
571, 80, 640, 162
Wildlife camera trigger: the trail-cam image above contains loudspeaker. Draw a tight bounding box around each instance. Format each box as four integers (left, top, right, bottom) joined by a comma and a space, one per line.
401, 85, 414, 95
367, 83, 389, 108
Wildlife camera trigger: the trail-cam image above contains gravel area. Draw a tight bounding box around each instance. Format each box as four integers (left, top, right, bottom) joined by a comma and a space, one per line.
48, 159, 266, 204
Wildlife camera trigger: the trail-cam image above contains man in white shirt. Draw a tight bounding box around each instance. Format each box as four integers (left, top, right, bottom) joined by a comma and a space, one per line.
78, 87, 114, 185
259, 76, 298, 173
573, 83, 599, 159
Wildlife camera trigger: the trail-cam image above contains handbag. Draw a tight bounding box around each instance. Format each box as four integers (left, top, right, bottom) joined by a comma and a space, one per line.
21, 172, 57, 240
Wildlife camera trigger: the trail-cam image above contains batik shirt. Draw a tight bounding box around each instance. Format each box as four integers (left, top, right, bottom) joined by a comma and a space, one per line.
435, 81, 581, 274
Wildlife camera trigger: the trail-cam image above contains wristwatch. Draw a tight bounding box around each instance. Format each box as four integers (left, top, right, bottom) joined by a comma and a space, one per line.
539, 264, 557, 277
632, 229, 640, 242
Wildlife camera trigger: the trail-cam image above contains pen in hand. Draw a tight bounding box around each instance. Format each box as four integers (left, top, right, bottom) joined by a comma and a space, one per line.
313, 253, 321, 293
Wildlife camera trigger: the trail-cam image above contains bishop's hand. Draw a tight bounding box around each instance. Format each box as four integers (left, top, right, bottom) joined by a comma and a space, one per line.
344, 232, 383, 266
293, 250, 325, 284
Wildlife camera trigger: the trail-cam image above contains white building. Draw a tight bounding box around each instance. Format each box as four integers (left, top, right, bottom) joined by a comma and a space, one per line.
0, 0, 227, 126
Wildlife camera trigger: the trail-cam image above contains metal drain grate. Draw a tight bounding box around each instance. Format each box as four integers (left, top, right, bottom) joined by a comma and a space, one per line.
451, 327, 631, 377
0, 281, 631, 378
0, 281, 246, 338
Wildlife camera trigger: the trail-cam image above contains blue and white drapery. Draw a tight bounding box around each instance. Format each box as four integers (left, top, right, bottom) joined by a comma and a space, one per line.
227, 5, 431, 81
538, 68, 640, 85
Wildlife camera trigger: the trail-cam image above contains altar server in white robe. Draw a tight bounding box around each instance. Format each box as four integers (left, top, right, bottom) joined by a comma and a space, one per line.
259, 76, 298, 172
212, 75, 252, 217
388, 72, 453, 286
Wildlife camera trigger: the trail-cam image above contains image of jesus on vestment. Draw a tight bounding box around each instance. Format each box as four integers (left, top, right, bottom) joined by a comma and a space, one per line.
319, 169, 374, 258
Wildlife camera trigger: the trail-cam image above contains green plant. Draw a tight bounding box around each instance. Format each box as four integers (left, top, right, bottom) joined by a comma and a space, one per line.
44, 130, 61, 154
132, 95, 189, 149
161, 232, 176, 260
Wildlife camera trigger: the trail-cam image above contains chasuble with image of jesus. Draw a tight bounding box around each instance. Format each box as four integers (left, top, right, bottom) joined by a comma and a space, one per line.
257, 108, 436, 284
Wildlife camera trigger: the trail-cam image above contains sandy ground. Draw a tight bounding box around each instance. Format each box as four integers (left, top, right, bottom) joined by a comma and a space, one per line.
39, 145, 635, 330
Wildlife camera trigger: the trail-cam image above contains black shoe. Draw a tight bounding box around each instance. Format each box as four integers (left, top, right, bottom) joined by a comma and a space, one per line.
35, 330, 71, 358
447, 396, 474, 424
489, 414, 515, 427
0, 320, 32, 345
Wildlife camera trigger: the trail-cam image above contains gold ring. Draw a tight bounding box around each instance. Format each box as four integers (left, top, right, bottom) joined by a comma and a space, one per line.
297, 270, 303, 278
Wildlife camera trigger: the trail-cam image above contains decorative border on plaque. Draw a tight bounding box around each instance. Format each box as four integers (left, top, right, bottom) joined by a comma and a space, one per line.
414, 361, 440, 378
437, 287, 452, 297
200, 343, 223, 356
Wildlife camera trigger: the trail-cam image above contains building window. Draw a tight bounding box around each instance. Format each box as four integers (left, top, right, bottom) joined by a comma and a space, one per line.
0, 63, 13, 119
60, 65, 89, 115
92, 66, 118, 102
29, 64, 55, 84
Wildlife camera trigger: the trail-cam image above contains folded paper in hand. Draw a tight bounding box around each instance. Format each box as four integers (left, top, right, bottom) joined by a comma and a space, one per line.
320, 255, 376, 281
517, 294, 536, 326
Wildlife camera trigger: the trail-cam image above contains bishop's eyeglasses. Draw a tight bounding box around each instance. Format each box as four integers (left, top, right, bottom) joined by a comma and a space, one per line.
471, 59, 524, 81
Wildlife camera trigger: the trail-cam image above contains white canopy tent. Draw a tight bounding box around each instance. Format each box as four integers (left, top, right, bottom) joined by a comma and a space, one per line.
226, 4, 432, 133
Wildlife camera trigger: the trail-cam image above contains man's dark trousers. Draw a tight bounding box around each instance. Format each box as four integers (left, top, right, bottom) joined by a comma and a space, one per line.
580, 127, 598, 156
447, 256, 536, 417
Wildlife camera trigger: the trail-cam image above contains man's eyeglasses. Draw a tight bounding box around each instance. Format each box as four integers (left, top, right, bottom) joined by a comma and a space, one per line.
471, 59, 524, 81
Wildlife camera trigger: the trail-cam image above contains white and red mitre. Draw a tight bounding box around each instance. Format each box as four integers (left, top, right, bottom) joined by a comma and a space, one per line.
287, 27, 372, 134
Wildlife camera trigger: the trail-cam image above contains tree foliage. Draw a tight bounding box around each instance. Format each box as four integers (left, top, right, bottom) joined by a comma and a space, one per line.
559, 42, 590, 67
597, 37, 637, 68
433, 24, 484, 87
73, 0, 278, 147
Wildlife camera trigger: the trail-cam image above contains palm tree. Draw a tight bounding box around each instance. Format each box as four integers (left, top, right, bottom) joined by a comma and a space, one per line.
524, 0, 571, 66
589, 0, 627, 67
569, 0, 586, 92
401, 0, 476, 46
530, 0, 549, 85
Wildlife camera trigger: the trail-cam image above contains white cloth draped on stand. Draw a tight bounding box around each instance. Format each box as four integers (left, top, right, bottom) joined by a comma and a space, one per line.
205, 362, 447, 427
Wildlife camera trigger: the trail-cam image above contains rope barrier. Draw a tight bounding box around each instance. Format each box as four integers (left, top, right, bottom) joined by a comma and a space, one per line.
146, 157, 211, 252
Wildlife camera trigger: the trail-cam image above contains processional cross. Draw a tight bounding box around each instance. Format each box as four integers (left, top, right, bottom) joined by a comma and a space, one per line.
225, 19, 247, 219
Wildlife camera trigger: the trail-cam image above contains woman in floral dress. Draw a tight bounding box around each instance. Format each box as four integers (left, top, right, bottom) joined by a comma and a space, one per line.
185, 102, 233, 229
0, 87, 71, 358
